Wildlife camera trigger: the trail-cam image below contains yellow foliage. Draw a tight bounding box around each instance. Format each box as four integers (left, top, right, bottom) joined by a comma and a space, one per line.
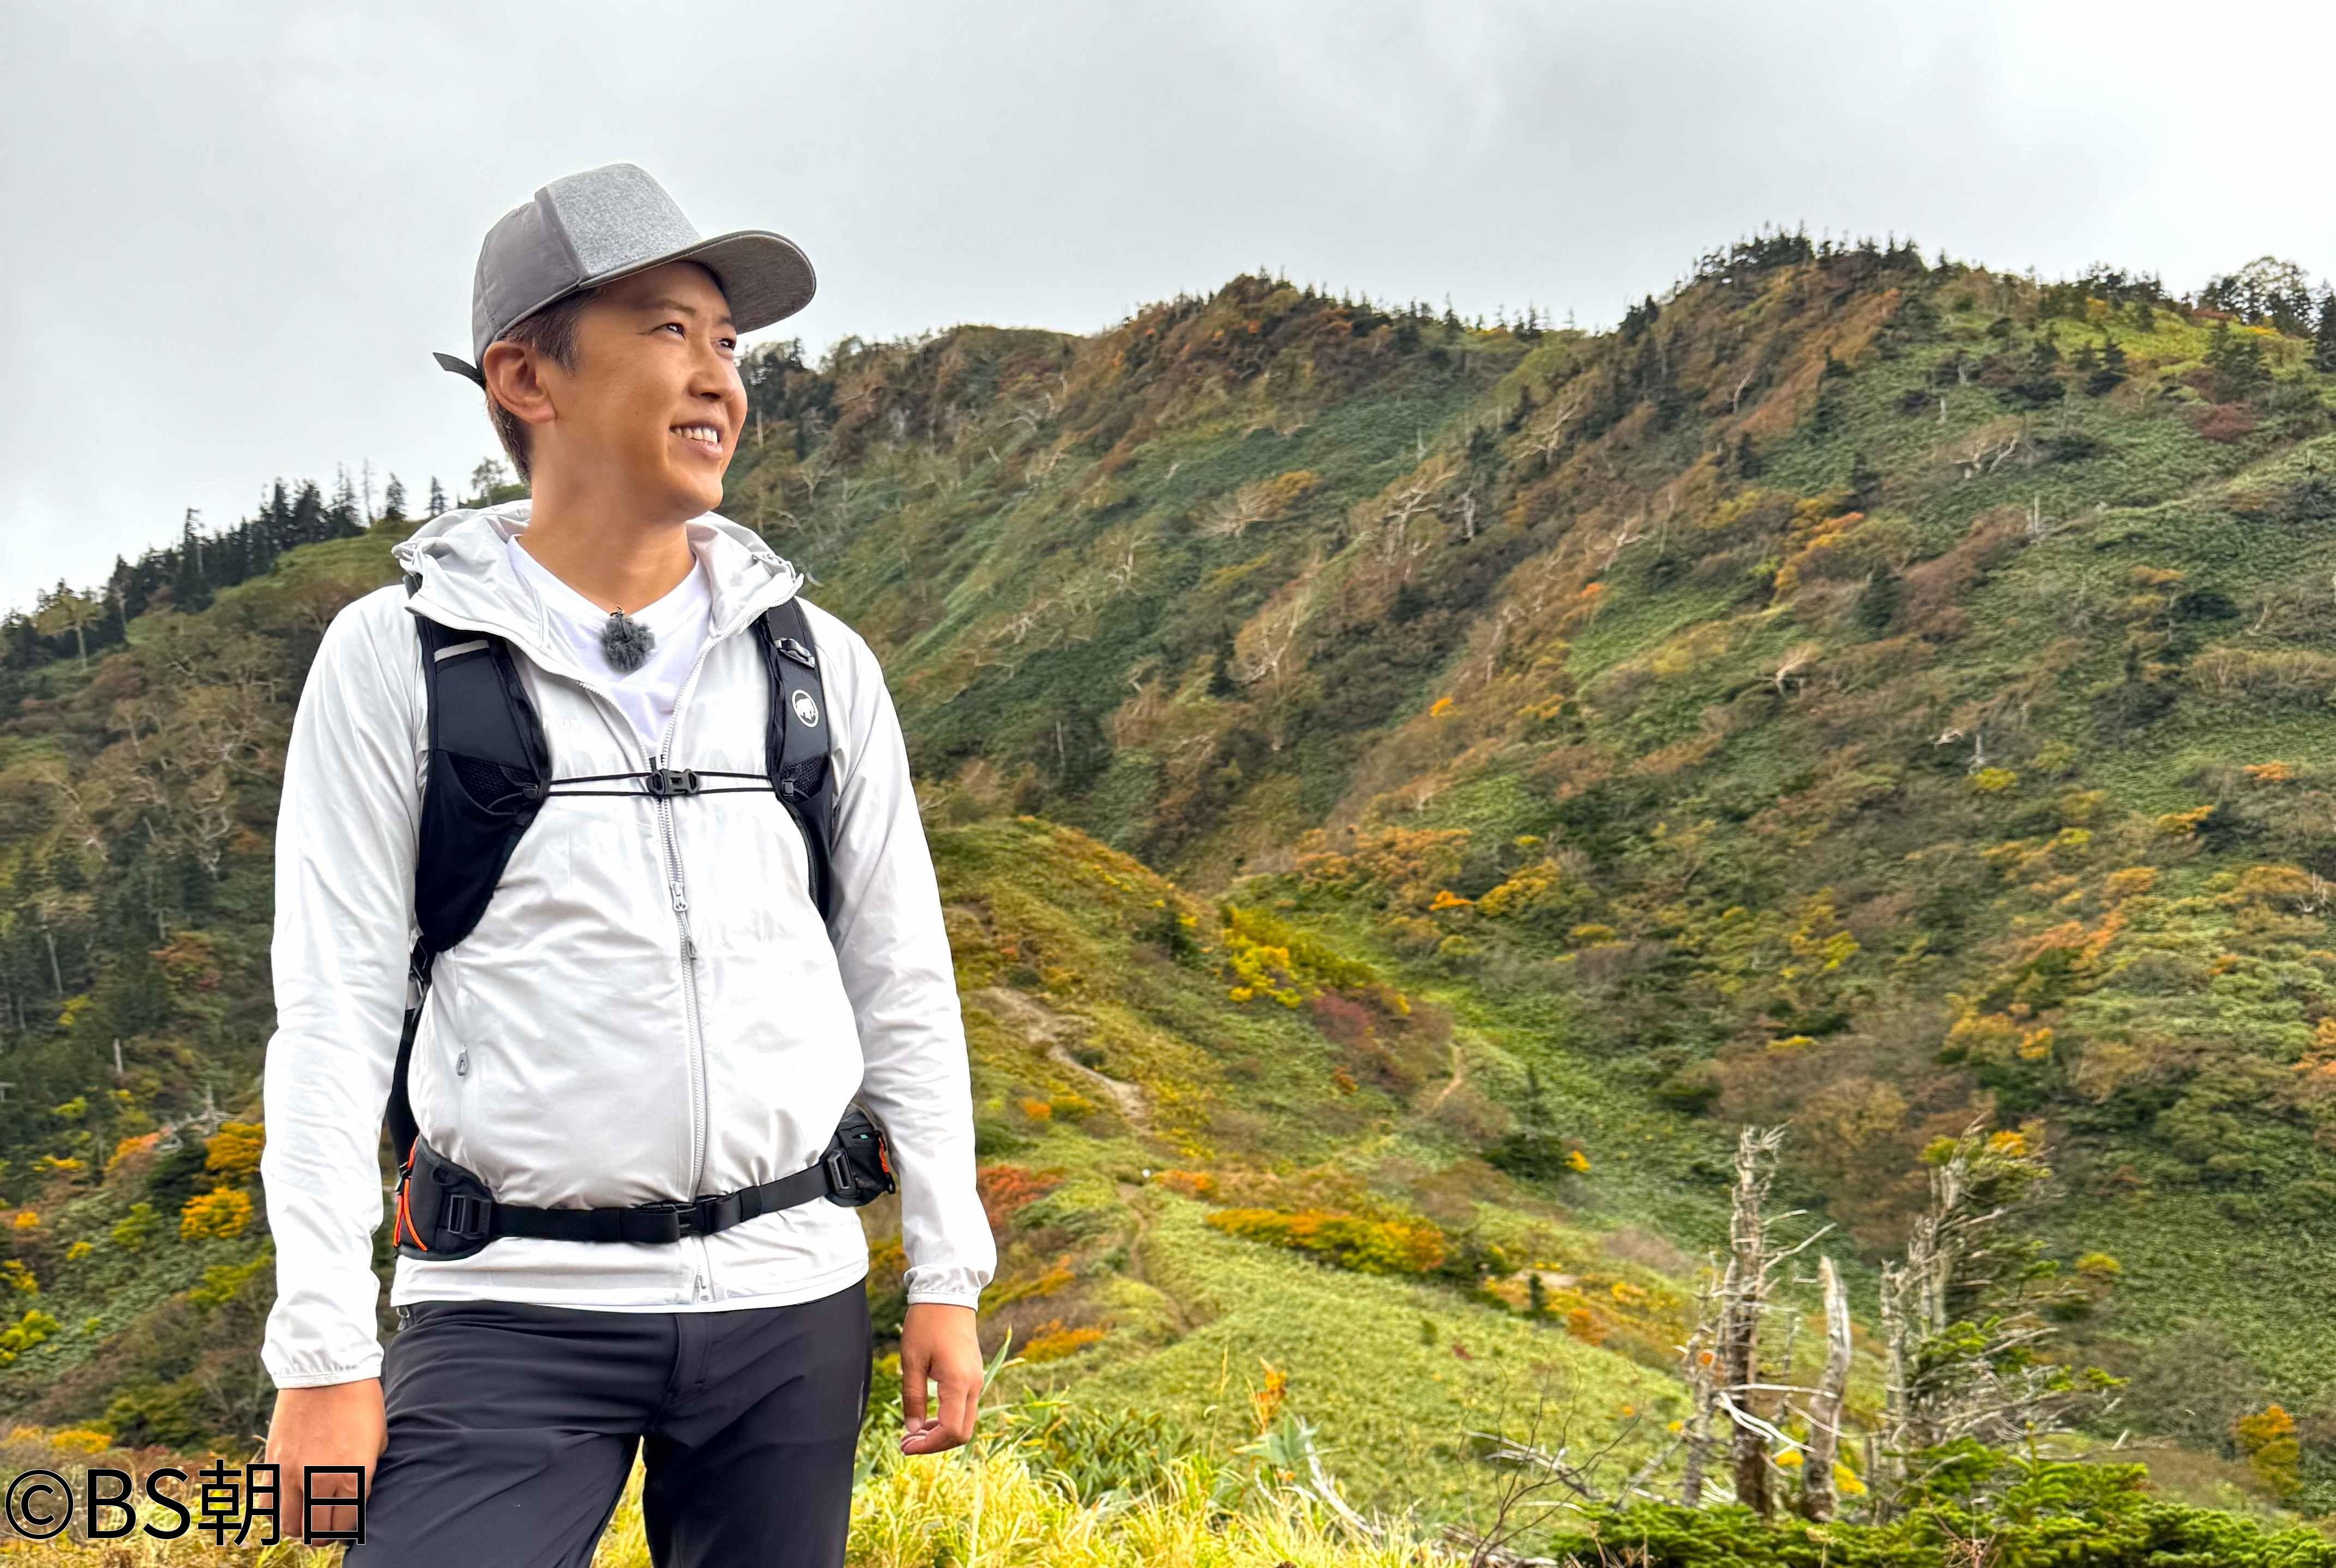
178, 1187, 253, 1241
1019, 1318, 1107, 1363
11, 1211, 36, 1231
205, 1121, 267, 1182
1971, 767, 2019, 793
2155, 804, 2215, 836
1427, 888, 1472, 912
2235, 1403, 2302, 1499
1567, 1149, 1592, 1173
1206, 1207, 1447, 1275
0, 1308, 58, 1366
63, 1240, 90, 1262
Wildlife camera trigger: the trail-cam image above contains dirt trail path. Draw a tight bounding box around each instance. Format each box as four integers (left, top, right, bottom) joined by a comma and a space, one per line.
970, 984, 1151, 1131
1112, 1177, 1193, 1337
1426, 1026, 1467, 1113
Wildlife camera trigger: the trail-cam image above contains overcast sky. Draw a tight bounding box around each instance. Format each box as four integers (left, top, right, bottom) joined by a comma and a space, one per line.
4, 1, 2331, 614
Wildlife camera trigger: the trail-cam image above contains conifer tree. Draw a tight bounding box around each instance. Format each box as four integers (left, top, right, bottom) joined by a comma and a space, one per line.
2087, 336, 2128, 396
2315, 294, 2336, 375
428, 476, 449, 516
171, 509, 212, 612
328, 466, 362, 538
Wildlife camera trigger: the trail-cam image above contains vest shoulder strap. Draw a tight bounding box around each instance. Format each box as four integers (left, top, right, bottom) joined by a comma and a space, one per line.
754, 595, 837, 925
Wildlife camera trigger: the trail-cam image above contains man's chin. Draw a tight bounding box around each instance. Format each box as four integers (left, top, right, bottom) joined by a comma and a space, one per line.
656, 471, 725, 520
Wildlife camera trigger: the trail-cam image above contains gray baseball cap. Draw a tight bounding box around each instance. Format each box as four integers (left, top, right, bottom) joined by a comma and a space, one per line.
434, 161, 816, 387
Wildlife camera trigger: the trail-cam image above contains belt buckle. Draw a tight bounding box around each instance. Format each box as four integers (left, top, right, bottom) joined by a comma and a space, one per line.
439, 1192, 489, 1242
638, 1195, 724, 1238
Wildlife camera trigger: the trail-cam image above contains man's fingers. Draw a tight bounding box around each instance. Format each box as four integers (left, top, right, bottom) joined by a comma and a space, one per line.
943, 1370, 982, 1442
899, 1347, 929, 1426
305, 1464, 363, 1536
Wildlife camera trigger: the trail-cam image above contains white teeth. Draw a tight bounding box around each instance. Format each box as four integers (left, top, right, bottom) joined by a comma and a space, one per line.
673, 425, 719, 444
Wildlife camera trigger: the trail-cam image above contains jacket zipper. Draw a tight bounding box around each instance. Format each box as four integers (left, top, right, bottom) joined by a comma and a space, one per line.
654, 636, 723, 1301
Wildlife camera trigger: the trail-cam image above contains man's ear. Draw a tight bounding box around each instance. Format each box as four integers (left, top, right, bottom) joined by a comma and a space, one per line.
481, 341, 557, 430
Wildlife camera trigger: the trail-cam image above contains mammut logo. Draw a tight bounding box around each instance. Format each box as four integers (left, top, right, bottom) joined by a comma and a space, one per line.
791, 690, 820, 727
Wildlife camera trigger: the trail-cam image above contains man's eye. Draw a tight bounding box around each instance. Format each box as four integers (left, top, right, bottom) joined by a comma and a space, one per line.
661, 322, 687, 335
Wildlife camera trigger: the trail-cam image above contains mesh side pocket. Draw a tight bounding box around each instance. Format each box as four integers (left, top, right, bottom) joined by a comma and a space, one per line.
450, 754, 525, 813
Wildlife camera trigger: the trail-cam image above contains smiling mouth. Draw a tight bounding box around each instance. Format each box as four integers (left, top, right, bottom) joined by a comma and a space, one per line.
671, 423, 724, 454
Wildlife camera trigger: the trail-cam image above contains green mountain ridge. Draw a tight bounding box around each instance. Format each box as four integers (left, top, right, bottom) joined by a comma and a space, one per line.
7, 237, 2336, 1549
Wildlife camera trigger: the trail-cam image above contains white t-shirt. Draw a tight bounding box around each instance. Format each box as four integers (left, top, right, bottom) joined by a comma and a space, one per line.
507, 535, 712, 758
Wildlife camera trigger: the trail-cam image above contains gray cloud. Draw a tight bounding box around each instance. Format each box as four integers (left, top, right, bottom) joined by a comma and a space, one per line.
4, 0, 2328, 611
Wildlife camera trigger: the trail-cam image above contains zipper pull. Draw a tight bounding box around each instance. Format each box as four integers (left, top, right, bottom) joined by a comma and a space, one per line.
671, 884, 689, 914
681, 934, 699, 963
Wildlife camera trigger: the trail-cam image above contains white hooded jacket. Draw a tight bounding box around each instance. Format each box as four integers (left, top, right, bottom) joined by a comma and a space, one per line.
258, 500, 996, 1389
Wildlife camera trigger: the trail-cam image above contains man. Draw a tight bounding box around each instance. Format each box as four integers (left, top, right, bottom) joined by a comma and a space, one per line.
257, 163, 995, 1567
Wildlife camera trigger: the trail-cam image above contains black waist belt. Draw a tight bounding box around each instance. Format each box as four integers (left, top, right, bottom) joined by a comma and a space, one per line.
393, 1107, 896, 1262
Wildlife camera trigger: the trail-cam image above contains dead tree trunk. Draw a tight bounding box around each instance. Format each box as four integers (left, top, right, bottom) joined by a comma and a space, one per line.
1798, 1253, 1853, 1521
1721, 1125, 1785, 1518
1678, 1268, 1720, 1506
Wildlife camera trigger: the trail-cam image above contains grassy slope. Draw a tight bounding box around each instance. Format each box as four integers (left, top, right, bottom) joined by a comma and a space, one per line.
8, 250, 2336, 1543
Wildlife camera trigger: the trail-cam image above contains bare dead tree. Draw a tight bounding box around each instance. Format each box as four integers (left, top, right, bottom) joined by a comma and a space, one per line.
1197, 482, 1276, 539
1767, 642, 1822, 697
1706, 1126, 1837, 1520
1596, 517, 1649, 573
1869, 1116, 2121, 1521
1677, 1268, 1722, 1506
1528, 381, 1592, 462
1721, 1126, 1784, 1517
1451, 486, 1480, 542
1797, 1254, 1854, 1521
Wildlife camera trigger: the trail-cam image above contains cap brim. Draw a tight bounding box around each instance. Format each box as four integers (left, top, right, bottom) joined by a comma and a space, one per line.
581, 228, 817, 336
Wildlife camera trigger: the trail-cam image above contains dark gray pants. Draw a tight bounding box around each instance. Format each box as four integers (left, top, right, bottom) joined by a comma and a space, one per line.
341, 1275, 872, 1567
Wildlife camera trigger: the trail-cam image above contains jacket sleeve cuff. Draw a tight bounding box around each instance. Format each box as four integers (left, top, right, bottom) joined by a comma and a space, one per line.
901, 1261, 991, 1310
267, 1354, 384, 1390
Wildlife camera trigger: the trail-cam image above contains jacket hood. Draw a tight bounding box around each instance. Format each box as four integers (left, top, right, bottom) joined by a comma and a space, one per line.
390, 500, 805, 686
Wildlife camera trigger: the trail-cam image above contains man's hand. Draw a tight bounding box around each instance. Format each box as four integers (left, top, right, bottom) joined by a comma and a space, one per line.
262, 1380, 387, 1541
898, 1301, 983, 1455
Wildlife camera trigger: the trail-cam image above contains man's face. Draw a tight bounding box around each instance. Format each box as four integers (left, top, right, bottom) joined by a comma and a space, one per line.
535, 259, 746, 521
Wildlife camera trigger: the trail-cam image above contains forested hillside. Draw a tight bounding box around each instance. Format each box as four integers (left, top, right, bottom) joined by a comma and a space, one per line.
9, 235, 2336, 1555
